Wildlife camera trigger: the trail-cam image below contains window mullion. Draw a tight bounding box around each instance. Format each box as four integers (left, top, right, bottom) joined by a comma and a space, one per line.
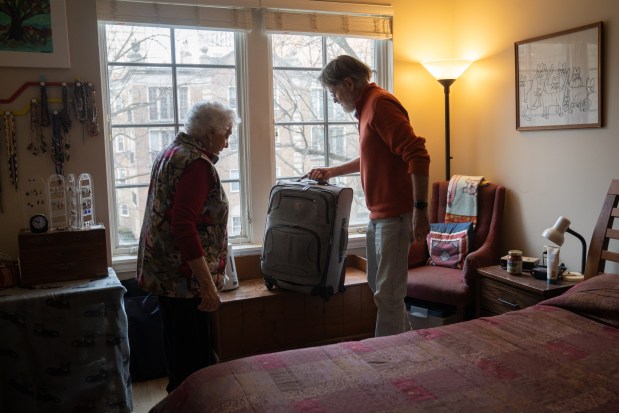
170, 28, 180, 132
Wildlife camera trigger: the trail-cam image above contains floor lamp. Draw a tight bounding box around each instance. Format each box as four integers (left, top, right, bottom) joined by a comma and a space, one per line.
421, 59, 472, 181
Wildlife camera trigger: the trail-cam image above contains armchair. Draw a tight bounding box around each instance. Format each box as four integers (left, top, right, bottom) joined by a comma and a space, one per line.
406, 180, 505, 320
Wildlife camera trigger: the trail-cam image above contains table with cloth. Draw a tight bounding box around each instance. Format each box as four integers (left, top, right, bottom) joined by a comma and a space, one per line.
0, 268, 132, 413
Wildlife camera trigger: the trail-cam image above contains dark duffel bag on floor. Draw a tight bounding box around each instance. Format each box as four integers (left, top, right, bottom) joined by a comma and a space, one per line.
122, 279, 167, 382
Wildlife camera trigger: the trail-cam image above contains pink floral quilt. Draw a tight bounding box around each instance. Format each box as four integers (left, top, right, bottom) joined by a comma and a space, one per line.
151, 274, 619, 412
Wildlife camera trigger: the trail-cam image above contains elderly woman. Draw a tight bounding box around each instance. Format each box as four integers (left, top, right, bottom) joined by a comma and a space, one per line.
137, 100, 236, 392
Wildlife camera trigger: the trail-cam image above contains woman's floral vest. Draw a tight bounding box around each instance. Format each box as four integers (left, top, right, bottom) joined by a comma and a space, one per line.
137, 133, 228, 298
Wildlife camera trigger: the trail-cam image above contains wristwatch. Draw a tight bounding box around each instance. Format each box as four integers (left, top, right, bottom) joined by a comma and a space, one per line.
414, 201, 428, 210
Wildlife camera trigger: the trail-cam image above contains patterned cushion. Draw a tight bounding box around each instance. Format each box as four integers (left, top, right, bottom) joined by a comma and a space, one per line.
426, 222, 473, 269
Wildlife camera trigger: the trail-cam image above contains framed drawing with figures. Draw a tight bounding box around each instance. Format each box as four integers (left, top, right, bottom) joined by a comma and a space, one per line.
515, 22, 602, 131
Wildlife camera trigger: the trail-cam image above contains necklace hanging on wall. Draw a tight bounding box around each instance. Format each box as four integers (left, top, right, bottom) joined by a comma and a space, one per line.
51, 111, 65, 175
40, 82, 51, 128
61, 82, 72, 161
85, 82, 99, 137
28, 98, 47, 155
4, 111, 18, 190
73, 81, 88, 142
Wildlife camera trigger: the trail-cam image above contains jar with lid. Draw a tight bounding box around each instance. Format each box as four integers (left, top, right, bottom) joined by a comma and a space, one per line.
506, 250, 523, 274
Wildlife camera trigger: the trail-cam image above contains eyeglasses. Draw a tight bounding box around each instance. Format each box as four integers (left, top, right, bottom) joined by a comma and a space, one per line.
329, 88, 339, 102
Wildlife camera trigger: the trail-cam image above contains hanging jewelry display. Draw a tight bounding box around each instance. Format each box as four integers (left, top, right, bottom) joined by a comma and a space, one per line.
51, 111, 65, 175
47, 174, 69, 230
39, 82, 51, 128
21, 176, 47, 229
85, 82, 99, 137
4, 111, 18, 190
28, 98, 47, 155
78, 173, 96, 228
61, 82, 72, 161
66, 173, 80, 229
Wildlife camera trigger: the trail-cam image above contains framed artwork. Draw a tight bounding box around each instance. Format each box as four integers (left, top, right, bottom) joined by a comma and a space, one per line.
0, 0, 70, 68
515, 22, 602, 131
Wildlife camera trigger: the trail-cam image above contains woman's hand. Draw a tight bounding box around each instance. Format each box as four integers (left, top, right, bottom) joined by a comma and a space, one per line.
187, 256, 222, 312
197, 285, 221, 312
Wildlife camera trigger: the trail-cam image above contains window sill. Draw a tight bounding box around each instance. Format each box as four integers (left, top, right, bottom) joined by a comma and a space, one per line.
112, 234, 367, 281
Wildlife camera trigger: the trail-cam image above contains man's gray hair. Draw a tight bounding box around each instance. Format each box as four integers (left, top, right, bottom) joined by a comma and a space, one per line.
317, 55, 372, 87
185, 101, 237, 138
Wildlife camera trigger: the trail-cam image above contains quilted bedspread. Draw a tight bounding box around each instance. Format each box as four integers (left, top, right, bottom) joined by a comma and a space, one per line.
151, 274, 619, 413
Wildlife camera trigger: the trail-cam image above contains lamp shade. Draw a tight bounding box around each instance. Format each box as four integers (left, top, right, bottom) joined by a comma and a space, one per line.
542, 216, 571, 246
421, 59, 472, 80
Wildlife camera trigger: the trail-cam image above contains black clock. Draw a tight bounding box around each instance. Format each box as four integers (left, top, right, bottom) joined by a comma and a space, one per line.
30, 214, 49, 233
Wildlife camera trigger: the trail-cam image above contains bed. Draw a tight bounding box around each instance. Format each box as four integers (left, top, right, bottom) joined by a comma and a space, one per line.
150, 179, 619, 412
150, 274, 619, 412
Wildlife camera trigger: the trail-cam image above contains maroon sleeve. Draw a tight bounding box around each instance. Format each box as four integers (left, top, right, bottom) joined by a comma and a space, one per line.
171, 160, 214, 261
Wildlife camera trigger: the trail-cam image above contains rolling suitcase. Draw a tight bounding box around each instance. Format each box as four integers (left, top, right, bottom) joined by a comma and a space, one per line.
261, 178, 353, 301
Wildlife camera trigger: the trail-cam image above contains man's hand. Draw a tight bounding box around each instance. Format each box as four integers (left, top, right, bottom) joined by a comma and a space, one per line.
412, 208, 430, 242
307, 167, 333, 181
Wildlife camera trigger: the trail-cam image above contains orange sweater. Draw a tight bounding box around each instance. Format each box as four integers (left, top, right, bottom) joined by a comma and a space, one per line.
356, 83, 430, 219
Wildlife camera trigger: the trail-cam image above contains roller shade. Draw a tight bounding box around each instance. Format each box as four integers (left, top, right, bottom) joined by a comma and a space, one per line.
260, 0, 392, 15
96, 0, 254, 30
263, 9, 392, 39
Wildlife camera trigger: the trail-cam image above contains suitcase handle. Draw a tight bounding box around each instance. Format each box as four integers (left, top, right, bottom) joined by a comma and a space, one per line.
299, 174, 330, 186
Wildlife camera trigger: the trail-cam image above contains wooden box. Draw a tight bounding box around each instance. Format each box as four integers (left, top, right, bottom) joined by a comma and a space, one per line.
18, 227, 108, 285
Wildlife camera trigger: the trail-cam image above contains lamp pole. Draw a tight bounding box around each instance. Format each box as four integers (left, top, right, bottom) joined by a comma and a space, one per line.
421, 59, 472, 181
566, 227, 587, 274
438, 79, 456, 181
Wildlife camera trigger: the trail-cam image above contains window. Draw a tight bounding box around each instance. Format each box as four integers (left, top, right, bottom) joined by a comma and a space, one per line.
101, 23, 243, 252
229, 169, 240, 192
98, 6, 392, 256
232, 216, 241, 235
228, 86, 237, 109
117, 168, 127, 183
115, 135, 125, 152
148, 87, 173, 121
148, 129, 174, 165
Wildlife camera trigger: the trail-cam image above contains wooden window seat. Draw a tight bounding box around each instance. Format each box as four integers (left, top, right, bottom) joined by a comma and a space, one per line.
212, 255, 376, 361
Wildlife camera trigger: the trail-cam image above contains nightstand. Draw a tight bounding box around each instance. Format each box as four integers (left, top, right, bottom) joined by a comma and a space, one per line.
476, 265, 576, 317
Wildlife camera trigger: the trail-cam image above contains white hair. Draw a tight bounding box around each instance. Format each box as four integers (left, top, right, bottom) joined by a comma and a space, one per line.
185, 101, 237, 137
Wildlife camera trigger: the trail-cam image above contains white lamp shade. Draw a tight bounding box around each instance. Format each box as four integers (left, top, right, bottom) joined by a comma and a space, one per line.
421, 59, 472, 80
542, 216, 571, 246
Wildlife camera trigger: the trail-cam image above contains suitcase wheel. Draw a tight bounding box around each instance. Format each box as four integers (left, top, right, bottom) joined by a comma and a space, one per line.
265, 280, 274, 290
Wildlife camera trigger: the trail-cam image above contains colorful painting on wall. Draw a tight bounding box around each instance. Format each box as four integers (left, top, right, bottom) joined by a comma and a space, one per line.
0, 0, 54, 53
0, 0, 70, 68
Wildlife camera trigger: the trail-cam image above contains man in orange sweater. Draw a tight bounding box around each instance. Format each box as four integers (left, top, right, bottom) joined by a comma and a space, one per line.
309, 55, 430, 337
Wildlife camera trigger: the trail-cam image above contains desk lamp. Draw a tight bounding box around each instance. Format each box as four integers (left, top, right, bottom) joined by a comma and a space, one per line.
421, 59, 472, 180
542, 216, 587, 280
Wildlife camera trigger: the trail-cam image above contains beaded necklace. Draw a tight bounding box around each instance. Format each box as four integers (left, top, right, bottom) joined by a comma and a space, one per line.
73, 81, 88, 123
61, 82, 72, 160
51, 111, 65, 175
40, 83, 51, 128
85, 82, 99, 137
28, 98, 47, 155
4, 111, 18, 190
